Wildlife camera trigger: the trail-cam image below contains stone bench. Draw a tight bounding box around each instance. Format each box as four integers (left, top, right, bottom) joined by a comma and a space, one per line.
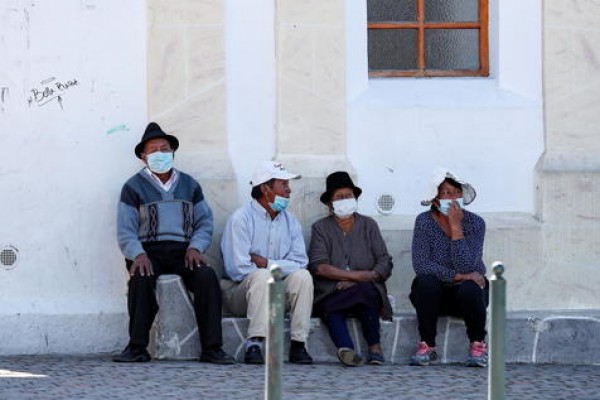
149, 275, 600, 364
148, 275, 201, 359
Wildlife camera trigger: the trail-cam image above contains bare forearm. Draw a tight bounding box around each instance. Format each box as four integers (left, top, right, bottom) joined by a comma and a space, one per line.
450, 224, 464, 240
315, 264, 377, 282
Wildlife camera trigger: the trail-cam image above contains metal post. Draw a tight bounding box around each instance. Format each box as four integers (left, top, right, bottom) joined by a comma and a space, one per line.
488, 261, 506, 400
265, 264, 284, 400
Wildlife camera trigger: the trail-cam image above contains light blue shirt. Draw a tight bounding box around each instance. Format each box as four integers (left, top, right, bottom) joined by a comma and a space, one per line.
221, 200, 308, 282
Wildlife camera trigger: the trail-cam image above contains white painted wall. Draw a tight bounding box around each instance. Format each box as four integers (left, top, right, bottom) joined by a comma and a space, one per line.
226, 0, 276, 204
346, 0, 544, 216
0, 0, 145, 330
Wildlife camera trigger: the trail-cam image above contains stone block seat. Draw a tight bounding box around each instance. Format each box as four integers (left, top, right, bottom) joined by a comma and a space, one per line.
150, 275, 600, 365
149, 275, 200, 360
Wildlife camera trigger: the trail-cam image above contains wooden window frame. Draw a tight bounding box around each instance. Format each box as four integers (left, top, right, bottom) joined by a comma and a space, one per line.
368, 0, 489, 78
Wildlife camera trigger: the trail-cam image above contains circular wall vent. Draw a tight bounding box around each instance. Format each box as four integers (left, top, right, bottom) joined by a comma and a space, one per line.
376, 193, 396, 215
0, 245, 19, 270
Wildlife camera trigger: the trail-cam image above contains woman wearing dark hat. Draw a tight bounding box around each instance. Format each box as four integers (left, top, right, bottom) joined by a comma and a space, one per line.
409, 168, 489, 368
308, 171, 393, 366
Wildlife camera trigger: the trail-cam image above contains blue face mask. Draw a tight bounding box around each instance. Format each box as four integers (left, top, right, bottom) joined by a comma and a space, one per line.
146, 151, 173, 174
438, 197, 464, 215
269, 195, 290, 213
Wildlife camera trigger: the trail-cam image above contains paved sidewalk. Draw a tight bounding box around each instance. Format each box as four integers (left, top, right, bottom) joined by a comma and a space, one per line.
0, 356, 598, 400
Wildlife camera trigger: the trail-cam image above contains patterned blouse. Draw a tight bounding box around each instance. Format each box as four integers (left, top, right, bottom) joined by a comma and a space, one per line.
412, 210, 486, 283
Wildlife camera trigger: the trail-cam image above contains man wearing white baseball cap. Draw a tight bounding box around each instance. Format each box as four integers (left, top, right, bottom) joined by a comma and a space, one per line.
220, 161, 314, 365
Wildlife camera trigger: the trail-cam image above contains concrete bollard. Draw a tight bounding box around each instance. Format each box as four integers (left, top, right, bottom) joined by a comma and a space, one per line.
488, 261, 506, 400
265, 264, 284, 400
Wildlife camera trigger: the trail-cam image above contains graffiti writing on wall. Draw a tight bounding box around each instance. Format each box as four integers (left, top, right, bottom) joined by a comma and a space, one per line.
0, 87, 8, 112
26, 77, 79, 109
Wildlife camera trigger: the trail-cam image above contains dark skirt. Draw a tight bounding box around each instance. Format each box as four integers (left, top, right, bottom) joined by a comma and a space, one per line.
315, 281, 382, 317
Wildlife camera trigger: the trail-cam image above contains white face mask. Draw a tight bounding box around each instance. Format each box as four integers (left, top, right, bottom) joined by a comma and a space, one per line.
146, 151, 173, 174
437, 197, 464, 215
332, 198, 358, 219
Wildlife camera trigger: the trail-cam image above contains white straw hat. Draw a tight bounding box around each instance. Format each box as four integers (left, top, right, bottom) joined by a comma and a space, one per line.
421, 168, 476, 206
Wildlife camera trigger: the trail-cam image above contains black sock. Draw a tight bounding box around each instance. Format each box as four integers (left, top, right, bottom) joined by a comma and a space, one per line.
290, 340, 305, 351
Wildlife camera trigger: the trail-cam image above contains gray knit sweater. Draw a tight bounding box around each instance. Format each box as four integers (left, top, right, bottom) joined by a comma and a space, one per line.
308, 213, 394, 320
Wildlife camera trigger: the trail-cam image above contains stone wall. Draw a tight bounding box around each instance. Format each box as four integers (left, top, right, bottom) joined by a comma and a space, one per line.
534, 0, 600, 309
143, 0, 600, 311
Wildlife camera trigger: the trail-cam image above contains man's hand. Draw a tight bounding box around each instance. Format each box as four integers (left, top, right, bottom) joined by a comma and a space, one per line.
250, 253, 268, 269
185, 248, 208, 270
130, 253, 154, 276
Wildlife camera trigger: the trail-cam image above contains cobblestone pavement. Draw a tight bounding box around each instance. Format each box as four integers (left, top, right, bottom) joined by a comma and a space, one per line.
0, 356, 598, 400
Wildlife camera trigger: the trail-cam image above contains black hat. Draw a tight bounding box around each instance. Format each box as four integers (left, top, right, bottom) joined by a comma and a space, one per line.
320, 171, 362, 204
134, 122, 179, 159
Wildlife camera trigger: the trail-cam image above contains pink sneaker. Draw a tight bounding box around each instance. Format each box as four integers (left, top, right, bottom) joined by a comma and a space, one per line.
409, 341, 438, 366
466, 341, 488, 367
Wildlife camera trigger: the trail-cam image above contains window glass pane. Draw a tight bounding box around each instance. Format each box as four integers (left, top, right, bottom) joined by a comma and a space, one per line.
368, 29, 417, 70
425, 29, 479, 70
425, 0, 479, 22
367, 0, 416, 22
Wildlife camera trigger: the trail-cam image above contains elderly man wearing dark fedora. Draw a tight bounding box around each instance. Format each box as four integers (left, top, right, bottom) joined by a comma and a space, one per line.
308, 171, 393, 367
113, 122, 234, 364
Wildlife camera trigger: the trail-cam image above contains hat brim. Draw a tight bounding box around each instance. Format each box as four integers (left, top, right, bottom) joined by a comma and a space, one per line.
135, 134, 179, 159
250, 172, 301, 186
320, 186, 362, 204
420, 171, 476, 206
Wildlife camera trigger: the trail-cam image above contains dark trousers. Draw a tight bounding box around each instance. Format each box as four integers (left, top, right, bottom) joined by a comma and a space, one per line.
126, 241, 223, 351
409, 274, 489, 347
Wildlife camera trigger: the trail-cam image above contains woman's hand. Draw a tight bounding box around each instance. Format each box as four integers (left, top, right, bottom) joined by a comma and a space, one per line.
316, 264, 381, 283
447, 201, 464, 239
454, 271, 485, 288
356, 270, 381, 282
335, 281, 356, 291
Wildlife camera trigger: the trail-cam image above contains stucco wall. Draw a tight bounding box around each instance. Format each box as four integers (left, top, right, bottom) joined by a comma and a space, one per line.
2, 0, 600, 356
0, 0, 146, 353
346, 0, 544, 216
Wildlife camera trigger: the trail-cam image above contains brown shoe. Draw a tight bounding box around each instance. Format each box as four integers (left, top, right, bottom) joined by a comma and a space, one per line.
337, 347, 363, 367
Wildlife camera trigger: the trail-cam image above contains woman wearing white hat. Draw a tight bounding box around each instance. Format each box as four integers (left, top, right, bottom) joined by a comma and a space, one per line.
409, 169, 489, 367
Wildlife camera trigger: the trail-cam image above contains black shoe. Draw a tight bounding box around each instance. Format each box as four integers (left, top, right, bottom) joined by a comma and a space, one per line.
289, 345, 313, 364
112, 345, 151, 363
244, 345, 264, 364
200, 348, 235, 365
